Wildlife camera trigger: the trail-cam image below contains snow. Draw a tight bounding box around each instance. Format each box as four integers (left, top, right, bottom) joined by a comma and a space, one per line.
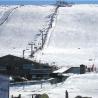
53, 66, 70, 73
0, 7, 18, 25
0, 5, 54, 57
34, 4, 98, 67
10, 73, 98, 98
0, 4, 97, 98
0, 5, 98, 67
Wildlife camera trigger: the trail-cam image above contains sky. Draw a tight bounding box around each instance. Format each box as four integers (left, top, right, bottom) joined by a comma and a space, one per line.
0, 0, 98, 5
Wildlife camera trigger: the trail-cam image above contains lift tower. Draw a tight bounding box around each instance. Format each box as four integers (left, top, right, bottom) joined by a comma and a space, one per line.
56, 0, 71, 7
56, 0, 65, 6
28, 42, 35, 57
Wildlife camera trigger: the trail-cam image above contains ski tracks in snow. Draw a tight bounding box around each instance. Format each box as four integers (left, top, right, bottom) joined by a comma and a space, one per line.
32, 6, 59, 55
43, 6, 59, 49
0, 6, 18, 25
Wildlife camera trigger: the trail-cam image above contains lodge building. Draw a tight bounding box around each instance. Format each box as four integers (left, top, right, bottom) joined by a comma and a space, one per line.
0, 55, 55, 80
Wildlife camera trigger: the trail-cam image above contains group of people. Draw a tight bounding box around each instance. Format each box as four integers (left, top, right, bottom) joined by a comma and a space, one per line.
86, 64, 96, 72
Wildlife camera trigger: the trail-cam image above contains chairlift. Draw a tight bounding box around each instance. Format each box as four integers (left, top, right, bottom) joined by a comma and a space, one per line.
34, 39, 37, 41
89, 59, 93, 61
56, 0, 72, 7
39, 29, 43, 32
36, 33, 41, 36
38, 43, 41, 45
34, 47, 37, 49
44, 34, 47, 36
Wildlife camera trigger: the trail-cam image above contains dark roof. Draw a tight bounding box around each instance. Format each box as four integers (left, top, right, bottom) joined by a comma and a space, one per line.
0, 54, 33, 66
0, 54, 33, 62
63, 67, 80, 74
0, 55, 52, 69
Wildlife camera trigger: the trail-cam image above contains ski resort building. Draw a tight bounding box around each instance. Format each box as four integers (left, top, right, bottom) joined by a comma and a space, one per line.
52, 64, 86, 76
0, 55, 54, 80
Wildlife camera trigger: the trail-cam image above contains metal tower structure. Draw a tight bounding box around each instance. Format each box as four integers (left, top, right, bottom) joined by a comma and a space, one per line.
28, 42, 35, 57
56, 0, 66, 7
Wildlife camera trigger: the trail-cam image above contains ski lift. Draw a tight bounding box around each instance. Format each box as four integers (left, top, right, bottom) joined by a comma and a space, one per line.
44, 33, 47, 36
56, 0, 72, 7
36, 33, 41, 36
34, 47, 37, 49
89, 59, 93, 61
38, 43, 41, 45
34, 39, 37, 41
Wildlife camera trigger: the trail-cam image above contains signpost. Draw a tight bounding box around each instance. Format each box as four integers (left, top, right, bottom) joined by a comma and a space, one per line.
0, 75, 9, 98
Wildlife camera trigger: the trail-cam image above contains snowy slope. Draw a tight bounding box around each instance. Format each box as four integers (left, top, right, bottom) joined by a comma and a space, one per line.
0, 5, 54, 57
0, 4, 98, 67
35, 5, 98, 67
46, 73, 98, 98
10, 73, 98, 98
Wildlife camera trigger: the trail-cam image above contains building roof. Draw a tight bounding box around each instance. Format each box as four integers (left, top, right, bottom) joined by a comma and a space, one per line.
64, 67, 80, 74
0, 54, 33, 67
53, 67, 70, 74
0, 54, 52, 69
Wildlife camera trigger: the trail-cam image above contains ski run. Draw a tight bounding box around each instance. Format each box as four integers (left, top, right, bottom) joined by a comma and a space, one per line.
0, 4, 98, 98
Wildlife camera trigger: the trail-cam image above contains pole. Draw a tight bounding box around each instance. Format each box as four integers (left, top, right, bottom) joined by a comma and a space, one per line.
65, 90, 68, 98
23, 50, 25, 59
41, 82, 43, 89
39, 30, 44, 49
23, 49, 29, 59
41, 30, 44, 49
19, 94, 21, 98
28, 42, 35, 57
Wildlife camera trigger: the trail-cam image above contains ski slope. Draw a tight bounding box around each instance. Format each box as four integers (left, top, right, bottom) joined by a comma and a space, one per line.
0, 4, 97, 98
0, 5, 54, 57
0, 4, 98, 67
10, 73, 98, 98
35, 4, 98, 67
